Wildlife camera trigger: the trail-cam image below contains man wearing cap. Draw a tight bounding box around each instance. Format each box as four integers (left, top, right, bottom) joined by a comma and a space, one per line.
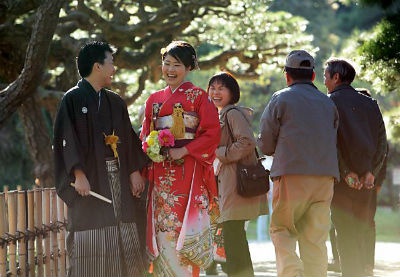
257, 50, 340, 277
324, 58, 387, 277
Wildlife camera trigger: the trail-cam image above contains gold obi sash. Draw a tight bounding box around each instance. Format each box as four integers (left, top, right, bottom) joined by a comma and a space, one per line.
155, 112, 199, 140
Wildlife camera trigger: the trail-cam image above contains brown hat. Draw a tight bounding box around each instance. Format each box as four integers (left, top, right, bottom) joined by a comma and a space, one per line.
285, 50, 315, 70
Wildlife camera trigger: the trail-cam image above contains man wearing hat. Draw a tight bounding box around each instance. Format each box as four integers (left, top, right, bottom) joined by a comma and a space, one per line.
257, 50, 340, 277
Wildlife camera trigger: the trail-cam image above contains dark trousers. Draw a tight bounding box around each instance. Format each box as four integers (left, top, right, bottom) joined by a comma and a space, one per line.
222, 220, 254, 277
364, 188, 378, 272
331, 183, 374, 277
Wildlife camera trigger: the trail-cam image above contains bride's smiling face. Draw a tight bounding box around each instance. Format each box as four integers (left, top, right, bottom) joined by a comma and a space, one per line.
162, 54, 190, 91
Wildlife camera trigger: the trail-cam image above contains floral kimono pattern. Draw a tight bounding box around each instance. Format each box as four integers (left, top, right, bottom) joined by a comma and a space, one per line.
140, 82, 221, 276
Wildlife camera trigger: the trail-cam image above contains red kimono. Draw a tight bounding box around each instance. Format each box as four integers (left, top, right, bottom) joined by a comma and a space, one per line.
140, 82, 220, 276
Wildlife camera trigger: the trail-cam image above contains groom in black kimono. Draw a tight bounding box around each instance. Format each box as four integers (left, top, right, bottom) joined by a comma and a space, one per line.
53, 41, 149, 277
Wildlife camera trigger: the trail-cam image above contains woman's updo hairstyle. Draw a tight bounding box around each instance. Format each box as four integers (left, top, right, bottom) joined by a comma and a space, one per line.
161, 41, 199, 71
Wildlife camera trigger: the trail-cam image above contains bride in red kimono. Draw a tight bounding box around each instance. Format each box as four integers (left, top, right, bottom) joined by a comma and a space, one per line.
140, 41, 221, 277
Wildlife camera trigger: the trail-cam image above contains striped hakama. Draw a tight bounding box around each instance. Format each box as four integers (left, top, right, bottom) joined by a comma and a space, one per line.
68, 158, 145, 277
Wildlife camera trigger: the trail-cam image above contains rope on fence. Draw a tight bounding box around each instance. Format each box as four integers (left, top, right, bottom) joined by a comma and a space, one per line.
26, 229, 37, 241
3, 231, 23, 245
0, 188, 68, 277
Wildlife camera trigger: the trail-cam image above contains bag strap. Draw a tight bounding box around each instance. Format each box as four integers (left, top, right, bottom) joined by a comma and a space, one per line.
225, 107, 261, 159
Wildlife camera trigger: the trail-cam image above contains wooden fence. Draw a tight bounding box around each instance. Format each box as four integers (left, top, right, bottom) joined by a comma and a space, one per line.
0, 188, 68, 277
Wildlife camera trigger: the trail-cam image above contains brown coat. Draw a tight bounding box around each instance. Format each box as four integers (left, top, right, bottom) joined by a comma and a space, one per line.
215, 105, 269, 222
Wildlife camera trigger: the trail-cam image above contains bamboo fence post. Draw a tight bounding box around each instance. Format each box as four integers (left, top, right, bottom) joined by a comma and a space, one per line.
7, 191, 17, 276
27, 190, 35, 277
56, 196, 66, 277
34, 189, 44, 277
42, 189, 51, 277
64, 202, 69, 271
17, 190, 27, 276
0, 193, 6, 277
3, 186, 8, 201
50, 189, 58, 276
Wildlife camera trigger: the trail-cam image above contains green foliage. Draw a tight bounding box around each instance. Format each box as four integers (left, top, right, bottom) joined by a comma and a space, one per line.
335, 5, 383, 33
353, 0, 400, 94
358, 14, 400, 92
269, 0, 336, 64
386, 107, 400, 145
191, 0, 315, 76
268, 0, 384, 81
360, 0, 397, 9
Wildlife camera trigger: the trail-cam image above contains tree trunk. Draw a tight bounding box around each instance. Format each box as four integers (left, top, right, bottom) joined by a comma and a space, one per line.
0, 0, 65, 187
18, 93, 54, 187
0, 0, 66, 127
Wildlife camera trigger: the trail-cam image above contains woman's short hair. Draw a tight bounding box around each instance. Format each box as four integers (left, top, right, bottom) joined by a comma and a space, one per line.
207, 72, 240, 104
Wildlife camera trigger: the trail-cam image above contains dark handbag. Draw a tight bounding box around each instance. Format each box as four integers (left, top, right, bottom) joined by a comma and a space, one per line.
225, 107, 270, 197
236, 157, 270, 197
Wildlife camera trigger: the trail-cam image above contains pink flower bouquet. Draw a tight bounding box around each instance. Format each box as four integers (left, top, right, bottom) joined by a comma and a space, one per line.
143, 129, 175, 163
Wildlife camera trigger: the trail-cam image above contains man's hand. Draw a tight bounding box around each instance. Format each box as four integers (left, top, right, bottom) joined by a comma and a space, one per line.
361, 171, 375, 189
345, 172, 362, 190
73, 169, 91, 196
129, 170, 145, 198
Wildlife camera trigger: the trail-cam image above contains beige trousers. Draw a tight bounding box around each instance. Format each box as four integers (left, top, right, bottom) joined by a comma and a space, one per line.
270, 175, 334, 277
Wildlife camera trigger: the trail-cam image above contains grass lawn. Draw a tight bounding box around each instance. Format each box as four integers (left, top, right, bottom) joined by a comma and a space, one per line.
246, 206, 400, 242
375, 206, 400, 242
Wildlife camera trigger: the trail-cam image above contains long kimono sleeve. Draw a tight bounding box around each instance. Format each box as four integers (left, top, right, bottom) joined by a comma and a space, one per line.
185, 93, 220, 166
140, 96, 152, 141
53, 95, 81, 206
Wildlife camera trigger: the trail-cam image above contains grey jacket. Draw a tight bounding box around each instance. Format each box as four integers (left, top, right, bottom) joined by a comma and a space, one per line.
216, 105, 268, 222
257, 82, 340, 180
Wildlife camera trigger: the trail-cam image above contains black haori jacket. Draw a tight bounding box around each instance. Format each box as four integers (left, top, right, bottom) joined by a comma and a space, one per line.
53, 79, 149, 231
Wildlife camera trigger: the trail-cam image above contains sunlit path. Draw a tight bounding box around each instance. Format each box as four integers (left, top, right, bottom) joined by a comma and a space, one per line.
201, 241, 400, 277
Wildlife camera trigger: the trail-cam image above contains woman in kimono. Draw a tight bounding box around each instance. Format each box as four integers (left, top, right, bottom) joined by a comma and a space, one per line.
208, 72, 269, 277
140, 41, 221, 277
